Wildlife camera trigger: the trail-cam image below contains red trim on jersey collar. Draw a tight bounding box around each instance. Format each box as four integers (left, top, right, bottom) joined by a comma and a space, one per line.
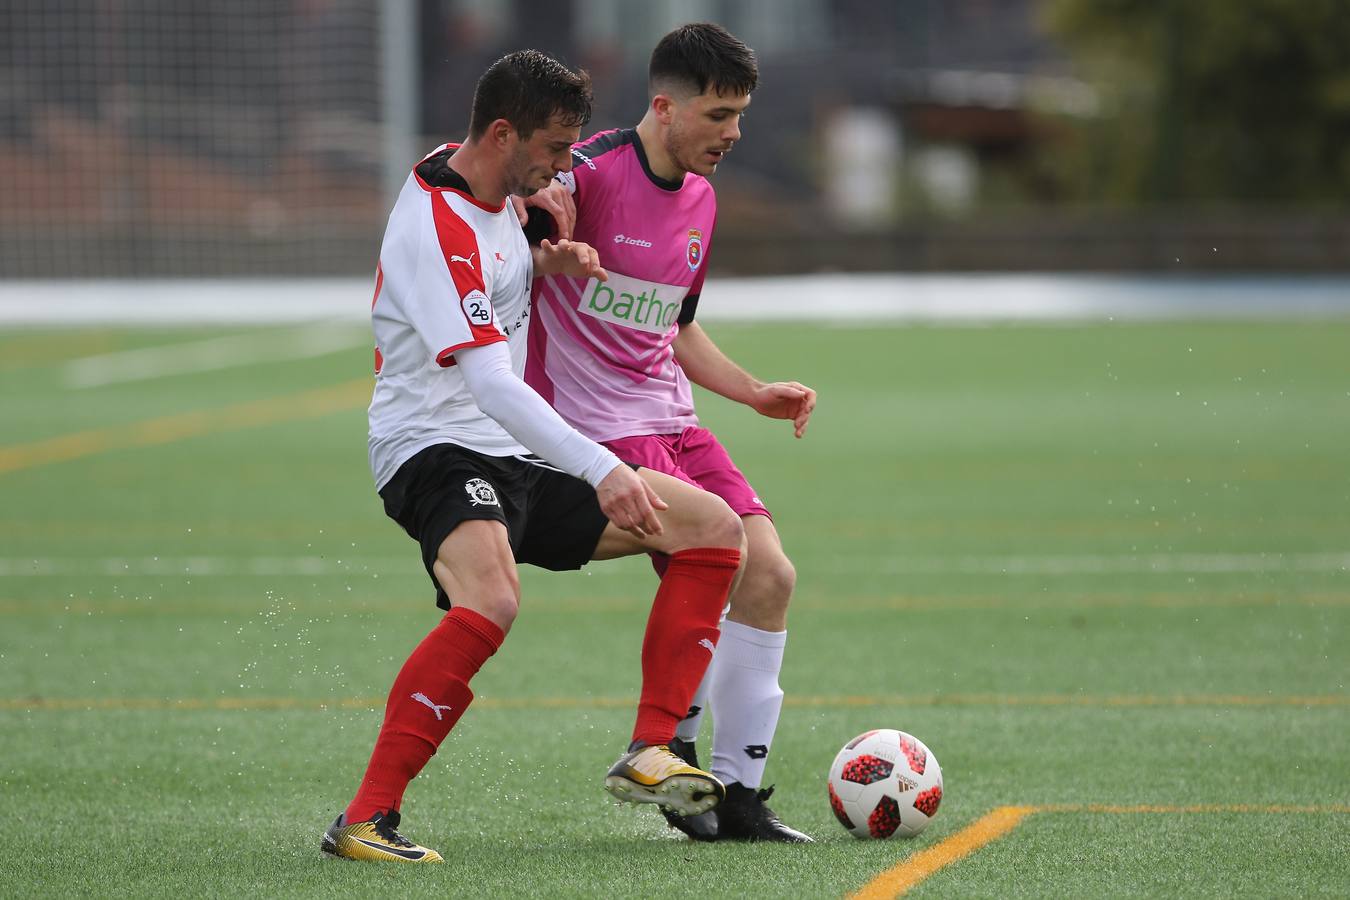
413, 143, 507, 213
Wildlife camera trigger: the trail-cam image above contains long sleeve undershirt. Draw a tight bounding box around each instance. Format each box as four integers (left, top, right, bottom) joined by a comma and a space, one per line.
454, 340, 622, 488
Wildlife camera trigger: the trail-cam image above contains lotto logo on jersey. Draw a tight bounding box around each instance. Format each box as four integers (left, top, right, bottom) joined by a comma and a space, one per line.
461, 290, 492, 327
580, 272, 690, 335
686, 229, 703, 272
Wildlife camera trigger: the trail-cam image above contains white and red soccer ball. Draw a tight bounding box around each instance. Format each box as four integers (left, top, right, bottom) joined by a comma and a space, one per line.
828, 729, 943, 838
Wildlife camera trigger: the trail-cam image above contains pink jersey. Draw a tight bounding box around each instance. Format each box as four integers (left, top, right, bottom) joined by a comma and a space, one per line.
525, 129, 715, 442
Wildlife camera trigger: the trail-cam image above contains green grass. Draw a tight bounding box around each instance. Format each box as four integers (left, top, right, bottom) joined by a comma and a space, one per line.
1, 320, 1347, 897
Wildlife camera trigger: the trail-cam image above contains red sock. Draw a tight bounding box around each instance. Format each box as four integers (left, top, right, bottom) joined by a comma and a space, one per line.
345, 606, 504, 823
632, 547, 741, 746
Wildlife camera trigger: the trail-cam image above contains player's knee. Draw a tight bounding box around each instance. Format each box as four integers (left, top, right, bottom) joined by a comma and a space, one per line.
752, 553, 796, 605
492, 568, 522, 620
473, 585, 520, 629
458, 567, 520, 629
728, 550, 794, 627
700, 498, 745, 552
663, 491, 743, 554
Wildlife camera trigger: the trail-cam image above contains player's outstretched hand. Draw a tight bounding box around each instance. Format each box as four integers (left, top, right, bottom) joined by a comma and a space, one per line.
511, 181, 576, 239
595, 464, 668, 538
535, 239, 608, 282
750, 381, 818, 438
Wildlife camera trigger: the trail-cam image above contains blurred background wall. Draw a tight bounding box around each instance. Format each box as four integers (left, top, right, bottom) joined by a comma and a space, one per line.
3, 0, 1348, 278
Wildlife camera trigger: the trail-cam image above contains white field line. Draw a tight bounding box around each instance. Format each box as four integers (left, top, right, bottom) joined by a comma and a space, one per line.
0, 551, 1346, 578
63, 323, 369, 388
6, 275, 1350, 326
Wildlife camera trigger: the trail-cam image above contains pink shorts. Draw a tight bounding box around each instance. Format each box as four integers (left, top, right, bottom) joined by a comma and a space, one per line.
604, 426, 770, 519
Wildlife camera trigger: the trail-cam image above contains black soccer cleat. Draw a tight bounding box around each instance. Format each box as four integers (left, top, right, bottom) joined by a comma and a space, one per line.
658, 738, 719, 841
716, 783, 815, 843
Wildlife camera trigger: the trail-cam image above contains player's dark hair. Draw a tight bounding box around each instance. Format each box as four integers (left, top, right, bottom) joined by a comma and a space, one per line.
649, 23, 758, 98
468, 50, 592, 140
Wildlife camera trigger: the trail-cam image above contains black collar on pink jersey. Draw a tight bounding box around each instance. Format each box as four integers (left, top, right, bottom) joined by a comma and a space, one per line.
627, 129, 686, 192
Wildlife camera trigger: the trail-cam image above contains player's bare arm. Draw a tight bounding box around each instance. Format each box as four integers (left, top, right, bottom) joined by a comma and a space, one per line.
673, 322, 817, 438
531, 238, 607, 282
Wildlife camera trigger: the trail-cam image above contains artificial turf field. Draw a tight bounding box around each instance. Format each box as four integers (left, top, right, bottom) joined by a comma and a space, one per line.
1, 319, 1347, 898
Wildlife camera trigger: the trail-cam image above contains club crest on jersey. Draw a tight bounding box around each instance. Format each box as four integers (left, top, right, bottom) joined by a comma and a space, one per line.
464, 478, 499, 507
686, 229, 703, 272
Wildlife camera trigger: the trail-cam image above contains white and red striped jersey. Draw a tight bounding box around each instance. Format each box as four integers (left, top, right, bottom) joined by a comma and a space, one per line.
368, 145, 535, 489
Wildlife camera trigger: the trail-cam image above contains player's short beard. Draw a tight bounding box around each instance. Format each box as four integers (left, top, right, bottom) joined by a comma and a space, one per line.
504, 145, 542, 198
663, 123, 707, 177
663, 128, 691, 177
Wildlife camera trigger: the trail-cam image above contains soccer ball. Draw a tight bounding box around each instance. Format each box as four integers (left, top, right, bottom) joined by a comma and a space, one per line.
828, 729, 943, 838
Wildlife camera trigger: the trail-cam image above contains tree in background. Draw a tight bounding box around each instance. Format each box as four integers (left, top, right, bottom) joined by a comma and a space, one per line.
1039, 0, 1350, 207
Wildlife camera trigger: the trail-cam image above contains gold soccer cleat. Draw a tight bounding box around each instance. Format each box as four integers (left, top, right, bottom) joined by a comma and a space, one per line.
320, 810, 443, 863
604, 744, 726, 816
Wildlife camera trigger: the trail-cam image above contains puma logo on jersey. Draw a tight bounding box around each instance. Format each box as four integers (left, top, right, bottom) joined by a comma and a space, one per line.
411, 692, 454, 720
698, 637, 716, 654
450, 252, 477, 270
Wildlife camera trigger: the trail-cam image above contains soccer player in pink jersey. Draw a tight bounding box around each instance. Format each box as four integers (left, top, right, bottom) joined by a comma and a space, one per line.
321, 50, 747, 864
521, 25, 816, 843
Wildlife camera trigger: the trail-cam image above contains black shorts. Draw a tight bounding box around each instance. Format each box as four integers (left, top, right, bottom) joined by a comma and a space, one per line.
379, 443, 613, 609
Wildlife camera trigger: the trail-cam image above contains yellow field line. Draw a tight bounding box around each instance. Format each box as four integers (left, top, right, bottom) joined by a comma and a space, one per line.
0, 378, 370, 475
1038, 803, 1350, 814
2, 693, 1345, 712
850, 806, 1039, 900
852, 802, 1350, 898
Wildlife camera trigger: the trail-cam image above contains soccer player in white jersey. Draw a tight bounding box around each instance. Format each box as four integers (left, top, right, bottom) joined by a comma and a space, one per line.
520, 25, 816, 842
321, 50, 749, 864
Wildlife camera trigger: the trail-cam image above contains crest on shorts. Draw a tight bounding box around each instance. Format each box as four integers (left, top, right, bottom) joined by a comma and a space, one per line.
686, 229, 703, 272
464, 478, 499, 507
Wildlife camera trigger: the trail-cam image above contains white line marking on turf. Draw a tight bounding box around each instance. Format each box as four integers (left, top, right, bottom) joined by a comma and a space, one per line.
63, 323, 369, 389
0, 551, 1346, 577
7, 275, 1350, 326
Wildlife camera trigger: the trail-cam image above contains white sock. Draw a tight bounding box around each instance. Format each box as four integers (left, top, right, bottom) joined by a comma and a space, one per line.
675, 665, 712, 742
708, 620, 786, 790
674, 603, 727, 743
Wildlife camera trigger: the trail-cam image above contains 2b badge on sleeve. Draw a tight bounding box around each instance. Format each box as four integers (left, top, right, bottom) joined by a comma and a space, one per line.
461, 290, 493, 326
